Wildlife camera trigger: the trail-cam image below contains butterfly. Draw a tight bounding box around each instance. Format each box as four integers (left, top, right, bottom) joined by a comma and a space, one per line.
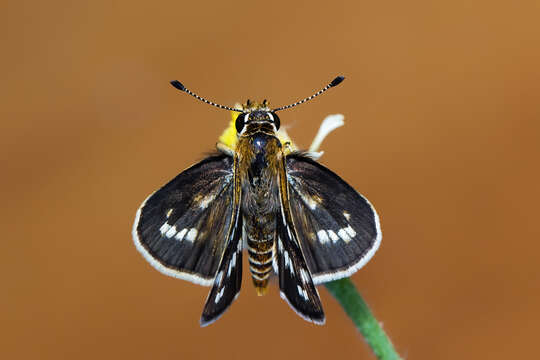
132, 76, 381, 326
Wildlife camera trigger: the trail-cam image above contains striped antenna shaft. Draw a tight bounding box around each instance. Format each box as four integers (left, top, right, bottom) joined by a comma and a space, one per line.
170, 80, 243, 112
273, 76, 345, 112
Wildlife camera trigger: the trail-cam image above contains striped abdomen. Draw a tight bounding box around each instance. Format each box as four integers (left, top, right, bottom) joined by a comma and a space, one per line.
245, 214, 275, 295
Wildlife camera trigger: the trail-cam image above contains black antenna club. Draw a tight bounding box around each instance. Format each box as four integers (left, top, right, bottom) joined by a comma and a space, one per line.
272, 75, 346, 112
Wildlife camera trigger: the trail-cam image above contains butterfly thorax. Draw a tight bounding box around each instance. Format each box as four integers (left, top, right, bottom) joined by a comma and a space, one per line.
236, 124, 282, 296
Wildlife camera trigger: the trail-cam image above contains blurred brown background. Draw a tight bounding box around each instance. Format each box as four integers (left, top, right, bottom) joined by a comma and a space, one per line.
2, 0, 539, 359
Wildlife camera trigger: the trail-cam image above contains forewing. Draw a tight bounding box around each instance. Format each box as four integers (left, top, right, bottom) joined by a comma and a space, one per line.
132, 154, 234, 286
286, 153, 382, 284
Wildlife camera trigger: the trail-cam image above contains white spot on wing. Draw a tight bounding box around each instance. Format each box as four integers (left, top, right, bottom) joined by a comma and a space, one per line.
306, 197, 317, 210
166, 209, 173, 218
317, 230, 329, 244
175, 228, 187, 241
165, 225, 177, 238
284, 251, 290, 269
185, 228, 198, 242
286, 225, 293, 240
343, 211, 351, 221
215, 271, 224, 285
159, 223, 171, 235
283, 250, 295, 275
345, 225, 356, 238
199, 193, 216, 209
338, 228, 351, 243
297, 285, 308, 300
300, 268, 310, 284
298, 191, 318, 210
227, 252, 237, 277
328, 230, 339, 243
215, 287, 225, 303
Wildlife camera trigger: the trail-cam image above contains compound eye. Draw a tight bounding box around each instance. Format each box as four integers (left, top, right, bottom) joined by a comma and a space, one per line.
235, 113, 247, 133
271, 112, 280, 130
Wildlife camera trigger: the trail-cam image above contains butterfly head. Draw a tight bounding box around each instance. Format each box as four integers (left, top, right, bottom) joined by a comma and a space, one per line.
234, 104, 281, 135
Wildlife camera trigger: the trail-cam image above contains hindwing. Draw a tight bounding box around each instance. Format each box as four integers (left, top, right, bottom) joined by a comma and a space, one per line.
200, 213, 243, 326
276, 155, 325, 324
200, 158, 244, 326
275, 215, 325, 324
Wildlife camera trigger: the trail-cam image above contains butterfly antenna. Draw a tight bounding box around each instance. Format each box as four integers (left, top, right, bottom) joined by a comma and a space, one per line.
272, 76, 345, 112
170, 80, 243, 112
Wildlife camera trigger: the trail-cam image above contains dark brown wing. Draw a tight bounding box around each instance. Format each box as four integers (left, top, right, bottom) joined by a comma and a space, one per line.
200, 157, 244, 326
286, 153, 381, 284
275, 154, 325, 324
132, 154, 234, 286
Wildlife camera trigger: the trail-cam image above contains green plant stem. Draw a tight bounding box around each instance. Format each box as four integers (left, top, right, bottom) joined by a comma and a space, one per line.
325, 278, 401, 360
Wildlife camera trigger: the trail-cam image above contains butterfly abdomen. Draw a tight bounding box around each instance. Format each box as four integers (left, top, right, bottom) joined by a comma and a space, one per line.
245, 215, 275, 295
